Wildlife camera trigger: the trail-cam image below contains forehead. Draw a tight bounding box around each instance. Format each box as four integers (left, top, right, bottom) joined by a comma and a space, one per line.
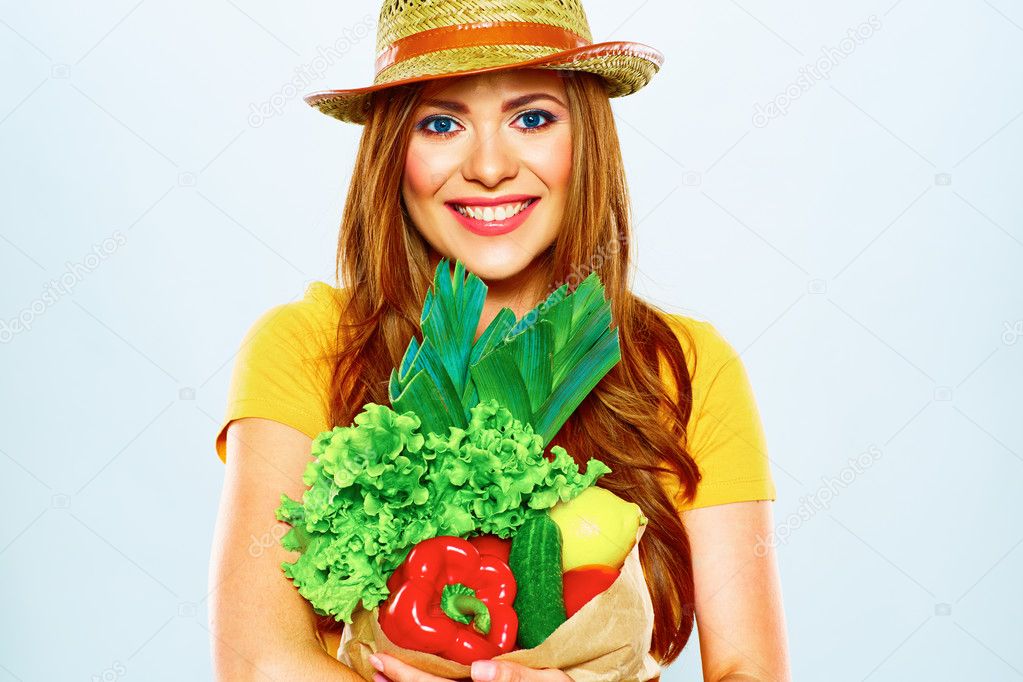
420, 68, 568, 101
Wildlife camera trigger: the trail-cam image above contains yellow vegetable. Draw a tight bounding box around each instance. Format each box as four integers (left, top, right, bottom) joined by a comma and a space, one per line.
548, 486, 648, 572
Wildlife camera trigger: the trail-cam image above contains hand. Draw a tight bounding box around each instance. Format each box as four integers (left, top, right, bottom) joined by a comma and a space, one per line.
369, 652, 572, 682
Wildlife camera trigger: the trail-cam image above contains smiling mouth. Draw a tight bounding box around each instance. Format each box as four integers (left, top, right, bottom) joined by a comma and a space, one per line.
448, 198, 538, 222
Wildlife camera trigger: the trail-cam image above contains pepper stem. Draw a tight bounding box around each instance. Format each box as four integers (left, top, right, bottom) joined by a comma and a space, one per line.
440, 583, 492, 635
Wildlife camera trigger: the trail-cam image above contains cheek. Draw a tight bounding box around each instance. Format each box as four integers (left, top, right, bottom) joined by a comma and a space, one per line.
532, 130, 572, 194
403, 143, 442, 199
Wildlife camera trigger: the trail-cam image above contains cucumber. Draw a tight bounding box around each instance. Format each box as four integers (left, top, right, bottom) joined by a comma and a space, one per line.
509, 513, 568, 648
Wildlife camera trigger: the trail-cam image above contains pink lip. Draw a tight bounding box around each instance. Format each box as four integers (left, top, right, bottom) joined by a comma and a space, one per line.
447, 193, 538, 207
446, 198, 540, 237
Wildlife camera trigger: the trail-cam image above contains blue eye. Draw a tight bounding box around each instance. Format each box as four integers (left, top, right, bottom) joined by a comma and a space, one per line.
515, 110, 556, 131
416, 110, 557, 137
420, 115, 461, 136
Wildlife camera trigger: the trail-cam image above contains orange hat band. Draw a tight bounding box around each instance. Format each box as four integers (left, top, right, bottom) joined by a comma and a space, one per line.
375, 21, 591, 76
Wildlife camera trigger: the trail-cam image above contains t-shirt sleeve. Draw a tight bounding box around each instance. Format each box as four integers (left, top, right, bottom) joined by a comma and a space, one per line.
660, 315, 777, 512
213, 285, 339, 463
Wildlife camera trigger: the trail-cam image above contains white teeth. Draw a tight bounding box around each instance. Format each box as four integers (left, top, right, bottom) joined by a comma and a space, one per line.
454, 199, 533, 221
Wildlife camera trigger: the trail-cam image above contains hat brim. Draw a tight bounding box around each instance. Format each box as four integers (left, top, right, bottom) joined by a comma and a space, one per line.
304, 40, 664, 125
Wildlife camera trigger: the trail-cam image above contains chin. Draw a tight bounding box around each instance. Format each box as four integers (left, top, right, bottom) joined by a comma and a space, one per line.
446, 240, 543, 283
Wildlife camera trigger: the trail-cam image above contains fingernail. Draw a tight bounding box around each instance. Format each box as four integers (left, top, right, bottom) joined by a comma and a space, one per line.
373, 674, 388, 682
472, 660, 497, 681
369, 654, 384, 672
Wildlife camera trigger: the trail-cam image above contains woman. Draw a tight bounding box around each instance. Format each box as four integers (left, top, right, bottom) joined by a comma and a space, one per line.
210, 2, 791, 680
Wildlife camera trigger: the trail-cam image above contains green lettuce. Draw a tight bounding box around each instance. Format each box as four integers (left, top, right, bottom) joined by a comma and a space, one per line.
275, 399, 610, 623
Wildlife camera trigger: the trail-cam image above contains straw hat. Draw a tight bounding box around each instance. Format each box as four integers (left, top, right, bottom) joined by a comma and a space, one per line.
304, 0, 665, 124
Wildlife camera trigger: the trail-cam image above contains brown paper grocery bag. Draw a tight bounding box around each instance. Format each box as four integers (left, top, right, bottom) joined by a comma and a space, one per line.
338, 525, 660, 682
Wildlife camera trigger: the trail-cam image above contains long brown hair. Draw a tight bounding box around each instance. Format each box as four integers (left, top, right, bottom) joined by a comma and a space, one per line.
325, 69, 702, 665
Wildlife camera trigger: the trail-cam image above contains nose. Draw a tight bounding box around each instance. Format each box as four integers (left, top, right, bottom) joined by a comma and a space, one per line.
461, 126, 518, 188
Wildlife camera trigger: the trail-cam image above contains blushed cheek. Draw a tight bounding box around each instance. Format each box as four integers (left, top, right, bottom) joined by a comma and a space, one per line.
403, 143, 441, 199
537, 130, 572, 194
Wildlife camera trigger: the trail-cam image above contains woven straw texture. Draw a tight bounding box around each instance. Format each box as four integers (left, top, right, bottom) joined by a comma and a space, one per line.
537, 53, 658, 96
312, 49, 657, 125
305, 0, 663, 124
375, 0, 594, 54
376, 44, 564, 84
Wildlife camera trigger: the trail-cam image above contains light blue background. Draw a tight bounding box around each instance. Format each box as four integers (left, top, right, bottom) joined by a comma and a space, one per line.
2, 1, 1021, 680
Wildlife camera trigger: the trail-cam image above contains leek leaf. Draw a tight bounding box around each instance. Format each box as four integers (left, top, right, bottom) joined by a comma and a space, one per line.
469, 348, 532, 425
391, 369, 459, 436
534, 328, 621, 444
503, 319, 554, 412
552, 300, 612, 387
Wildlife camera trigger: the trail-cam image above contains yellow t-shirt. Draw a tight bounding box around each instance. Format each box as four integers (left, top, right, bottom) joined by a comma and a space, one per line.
215, 280, 776, 511
213, 280, 777, 655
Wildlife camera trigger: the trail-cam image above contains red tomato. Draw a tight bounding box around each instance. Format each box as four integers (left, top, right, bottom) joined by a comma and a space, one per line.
562, 565, 620, 617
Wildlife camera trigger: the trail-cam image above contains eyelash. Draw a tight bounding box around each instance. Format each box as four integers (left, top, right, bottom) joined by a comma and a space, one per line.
415, 109, 558, 138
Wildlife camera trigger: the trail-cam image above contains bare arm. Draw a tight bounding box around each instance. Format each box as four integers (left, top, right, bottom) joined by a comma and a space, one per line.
682, 500, 792, 682
208, 417, 361, 681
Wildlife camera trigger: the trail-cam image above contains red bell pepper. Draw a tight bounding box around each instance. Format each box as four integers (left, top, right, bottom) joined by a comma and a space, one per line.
468, 533, 511, 566
562, 564, 620, 618
380, 535, 518, 664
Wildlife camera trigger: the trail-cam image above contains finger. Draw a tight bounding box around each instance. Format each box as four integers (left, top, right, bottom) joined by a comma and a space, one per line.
470, 660, 501, 682
472, 660, 521, 682
371, 652, 449, 682
471, 660, 570, 682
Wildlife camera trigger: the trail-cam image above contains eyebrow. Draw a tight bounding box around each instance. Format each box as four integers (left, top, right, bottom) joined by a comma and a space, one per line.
419, 92, 567, 114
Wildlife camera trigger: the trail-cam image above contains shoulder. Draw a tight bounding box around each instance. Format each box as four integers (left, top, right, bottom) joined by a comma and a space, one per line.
652, 309, 776, 510
652, 309, 742, 387
243, 281, 347, 345
217, 281, 348, 462
233, 280, 351, 382
259, 279, 347, 326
